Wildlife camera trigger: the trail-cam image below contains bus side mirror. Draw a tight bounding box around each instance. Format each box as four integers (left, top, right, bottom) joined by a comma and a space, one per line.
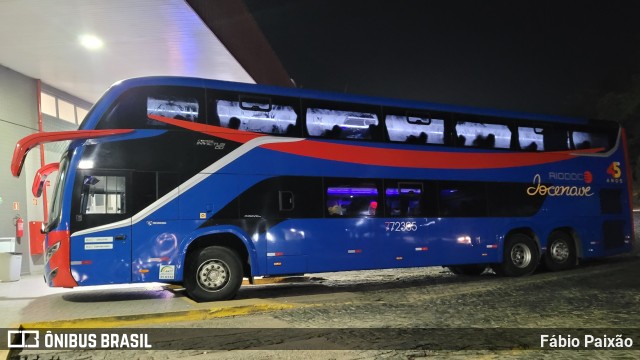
32, 163, 59, 197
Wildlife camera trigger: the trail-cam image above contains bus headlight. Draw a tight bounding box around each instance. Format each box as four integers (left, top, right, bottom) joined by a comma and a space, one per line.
45, 242, 60, 263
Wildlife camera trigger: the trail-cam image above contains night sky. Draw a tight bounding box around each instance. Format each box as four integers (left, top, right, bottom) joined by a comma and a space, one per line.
245, 0, 640, 121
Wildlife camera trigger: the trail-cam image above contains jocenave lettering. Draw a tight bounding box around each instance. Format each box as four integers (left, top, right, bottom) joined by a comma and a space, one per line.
527, 174, 593, 197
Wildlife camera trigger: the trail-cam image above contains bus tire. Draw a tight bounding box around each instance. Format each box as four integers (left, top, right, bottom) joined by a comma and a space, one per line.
185, 246, 243, 302
492, 233, 539, 277
542, 231, 576, 271
447, 264, 487, 275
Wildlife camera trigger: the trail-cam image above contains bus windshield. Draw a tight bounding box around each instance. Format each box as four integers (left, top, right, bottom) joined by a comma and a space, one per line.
45, 154, 69, 233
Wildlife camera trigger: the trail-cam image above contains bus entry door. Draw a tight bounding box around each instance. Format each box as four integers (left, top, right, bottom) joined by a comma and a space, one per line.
70, 172, 132, 285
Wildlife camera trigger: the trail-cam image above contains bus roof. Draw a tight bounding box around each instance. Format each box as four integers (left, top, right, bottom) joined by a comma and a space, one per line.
86, 76, 610, 130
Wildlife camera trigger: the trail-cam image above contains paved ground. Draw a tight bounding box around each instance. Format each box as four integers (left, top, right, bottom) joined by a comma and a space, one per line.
7, 254, 640, 359
4, 215, 640, 359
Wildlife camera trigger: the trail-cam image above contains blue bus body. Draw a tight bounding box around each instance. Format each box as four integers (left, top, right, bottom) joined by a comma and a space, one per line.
22, 77, 632, 301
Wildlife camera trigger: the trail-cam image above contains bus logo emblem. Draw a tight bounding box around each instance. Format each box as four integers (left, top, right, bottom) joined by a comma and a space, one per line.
159, 265, 175, 280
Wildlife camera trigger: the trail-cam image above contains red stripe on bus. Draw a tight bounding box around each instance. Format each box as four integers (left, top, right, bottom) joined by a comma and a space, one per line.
149, 114, 602, 169
262, 140, 602, 169
148, 114, 265, 143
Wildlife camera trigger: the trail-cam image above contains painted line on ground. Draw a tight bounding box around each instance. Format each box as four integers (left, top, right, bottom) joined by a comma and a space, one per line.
18, 302, 303, 329
166, 277, 314, 305
244, 276, 311, 285
163, 276, 311, 291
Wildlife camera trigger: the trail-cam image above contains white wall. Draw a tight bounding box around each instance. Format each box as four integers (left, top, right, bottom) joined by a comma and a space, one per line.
0, 64, 39, 274
0, 65, 89, 275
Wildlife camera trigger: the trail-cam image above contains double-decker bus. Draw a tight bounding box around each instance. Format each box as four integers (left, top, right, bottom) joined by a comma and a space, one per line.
11, 77, 633, 301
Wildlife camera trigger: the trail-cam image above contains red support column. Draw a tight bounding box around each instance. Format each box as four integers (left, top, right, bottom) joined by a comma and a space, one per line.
36, 80, 48, 223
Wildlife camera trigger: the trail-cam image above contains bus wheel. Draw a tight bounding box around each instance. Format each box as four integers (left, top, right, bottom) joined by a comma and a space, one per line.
448, 264, 487, 275
185, 246, 243, 302
542, 231, 576, 271
492, 233, 539, 277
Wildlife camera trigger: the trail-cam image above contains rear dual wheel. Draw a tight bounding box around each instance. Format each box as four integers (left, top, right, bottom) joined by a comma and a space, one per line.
542, 231, 576, 271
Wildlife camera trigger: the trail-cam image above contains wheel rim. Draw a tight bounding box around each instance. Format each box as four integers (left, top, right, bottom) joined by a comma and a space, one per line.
197, 259, 230, 292
550, 240, 569, 263
511, 243, 532, 268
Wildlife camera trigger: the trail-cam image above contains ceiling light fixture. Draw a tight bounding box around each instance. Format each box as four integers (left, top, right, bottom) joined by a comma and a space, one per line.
79, 34, 104, 50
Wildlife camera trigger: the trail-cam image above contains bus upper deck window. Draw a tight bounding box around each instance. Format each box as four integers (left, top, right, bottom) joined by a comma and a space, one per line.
571, 131, 610, 150
455, 122, 511, 149
518, 127, 544, 151
386, 114, 445, 145
240, 96, 271, 111
306, 108, 379, 140
147, 96, 199, 122
97, 87, 204, 129
216, 99, 297, 135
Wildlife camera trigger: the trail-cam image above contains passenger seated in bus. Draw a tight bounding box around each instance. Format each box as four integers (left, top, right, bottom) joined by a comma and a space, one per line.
368, 201, 378, 216
524, 142, 538, 151
322, 125, 342, 139
485, 134, 495, 148
285, 124, 298, 136
472, 135, 484, 147
327, 200, 344, 216
456, 135, 466, 146
472, 134, 496, 148
406, 132, 427, 144
228, 117, 241, 129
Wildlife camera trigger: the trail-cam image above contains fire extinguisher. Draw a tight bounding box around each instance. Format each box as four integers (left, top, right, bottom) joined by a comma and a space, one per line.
14, 215, 24, 238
